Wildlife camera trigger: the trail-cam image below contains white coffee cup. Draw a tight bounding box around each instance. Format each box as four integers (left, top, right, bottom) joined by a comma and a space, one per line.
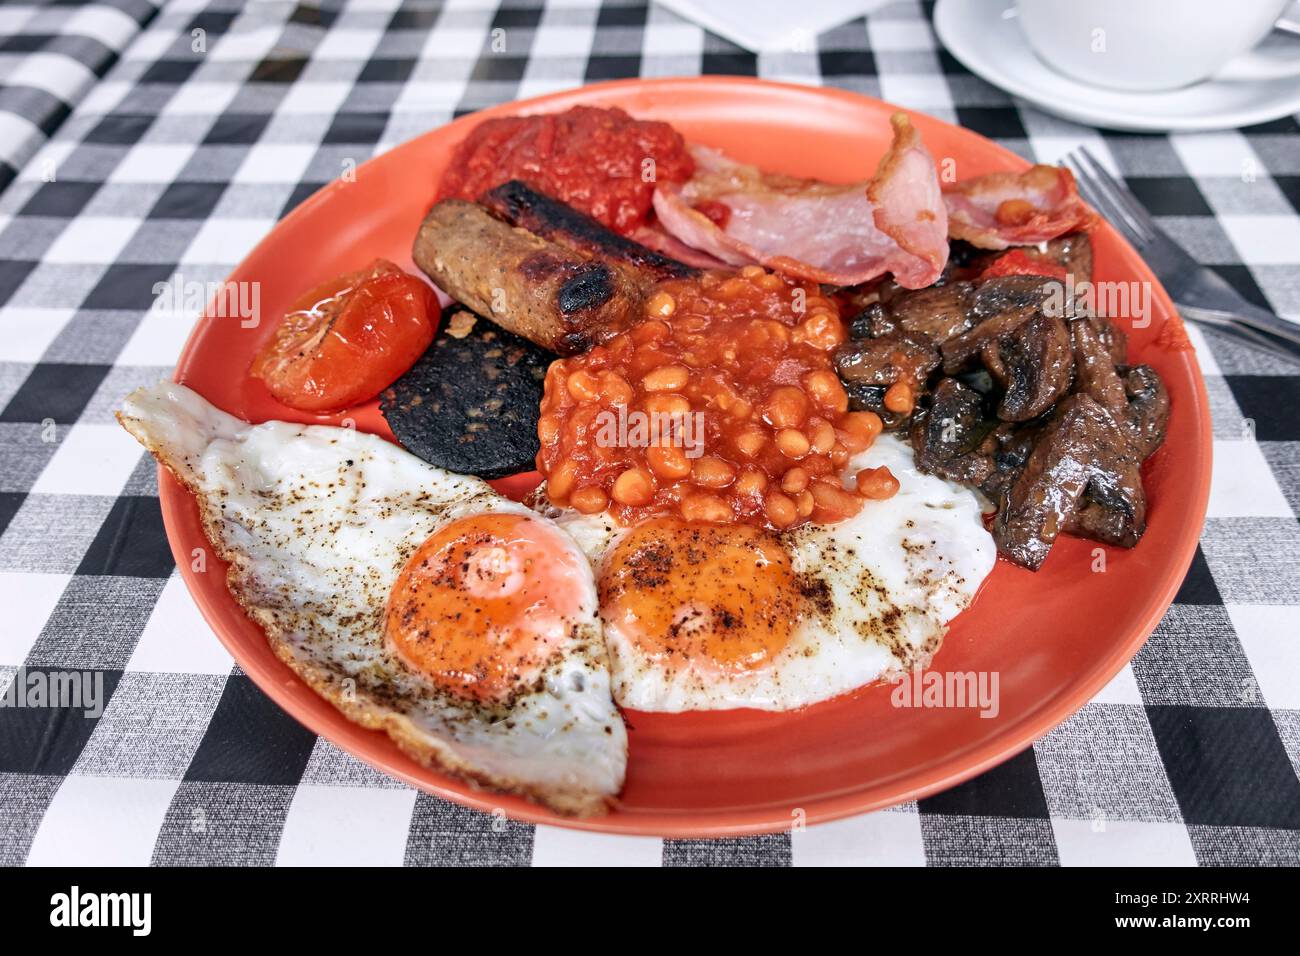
1014, 0, 1300, 92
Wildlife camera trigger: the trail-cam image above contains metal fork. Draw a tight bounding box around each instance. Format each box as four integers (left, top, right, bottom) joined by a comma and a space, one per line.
1062, 146, 1300, 365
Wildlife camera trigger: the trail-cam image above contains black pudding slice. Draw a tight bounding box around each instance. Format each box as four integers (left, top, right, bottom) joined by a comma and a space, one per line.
381, 306, 555, 479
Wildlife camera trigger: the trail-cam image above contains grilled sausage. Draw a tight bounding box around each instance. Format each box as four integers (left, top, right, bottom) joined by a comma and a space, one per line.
413, 199, 641, 355
480, 180, 698, 287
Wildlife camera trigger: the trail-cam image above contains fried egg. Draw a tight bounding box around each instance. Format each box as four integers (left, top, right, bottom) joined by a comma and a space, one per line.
538, 435, 996, 712
118, 382, 625, 815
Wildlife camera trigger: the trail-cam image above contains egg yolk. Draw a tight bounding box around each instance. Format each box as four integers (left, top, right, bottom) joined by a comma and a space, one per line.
598, 518, 800, 674
385, 513, 587, 704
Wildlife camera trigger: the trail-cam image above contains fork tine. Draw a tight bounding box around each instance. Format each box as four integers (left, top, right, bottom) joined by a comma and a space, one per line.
1064, 152, 1148, 247
1077, 146, 1153, 229
1076, 146, 1156, 241
1066, 154, 1300, 366
1068, 151, 1148, 242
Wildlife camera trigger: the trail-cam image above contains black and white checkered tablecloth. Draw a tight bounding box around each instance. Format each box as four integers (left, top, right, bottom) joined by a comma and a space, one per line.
0, 1, 162, 193
0, 0, 1297, 867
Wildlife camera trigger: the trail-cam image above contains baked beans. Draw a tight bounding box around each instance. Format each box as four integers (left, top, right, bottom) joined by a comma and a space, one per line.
536, 269, 886, 529
856, 466, 900, 500
883, 380, 915, 415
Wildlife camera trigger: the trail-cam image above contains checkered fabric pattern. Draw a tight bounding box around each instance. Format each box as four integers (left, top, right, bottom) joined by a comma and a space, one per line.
0, 0, 1297, 867
0, 1, 162, 194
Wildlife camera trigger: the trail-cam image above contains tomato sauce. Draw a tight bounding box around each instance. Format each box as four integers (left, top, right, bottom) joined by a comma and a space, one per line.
438, 106, 694, 236
536, 267, 888, 531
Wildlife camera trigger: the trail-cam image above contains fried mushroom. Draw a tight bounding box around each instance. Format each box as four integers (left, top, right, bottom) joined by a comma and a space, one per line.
993, 394, 1146, 570
835, 331, 940, 428
983, 312, 1074, 422
909, 377, 997, 488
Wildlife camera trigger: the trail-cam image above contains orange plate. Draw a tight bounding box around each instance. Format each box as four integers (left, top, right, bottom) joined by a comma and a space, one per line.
164, 77, 1212, 837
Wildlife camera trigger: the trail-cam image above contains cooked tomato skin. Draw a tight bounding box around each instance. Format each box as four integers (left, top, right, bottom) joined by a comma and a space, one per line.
978, 248, 1068, 281
251, 259, 435, 413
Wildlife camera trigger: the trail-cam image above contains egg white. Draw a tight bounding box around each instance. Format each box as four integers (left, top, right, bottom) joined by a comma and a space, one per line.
539, 434, 996, 712
118, 382, 626, 816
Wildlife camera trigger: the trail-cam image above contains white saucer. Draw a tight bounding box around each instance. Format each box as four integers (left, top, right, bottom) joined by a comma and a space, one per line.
933, 0, 1300, 132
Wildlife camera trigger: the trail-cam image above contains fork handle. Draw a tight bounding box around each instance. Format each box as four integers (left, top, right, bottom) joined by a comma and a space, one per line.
1179, 303, 1300, 367
1180, 302, 1300, 350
